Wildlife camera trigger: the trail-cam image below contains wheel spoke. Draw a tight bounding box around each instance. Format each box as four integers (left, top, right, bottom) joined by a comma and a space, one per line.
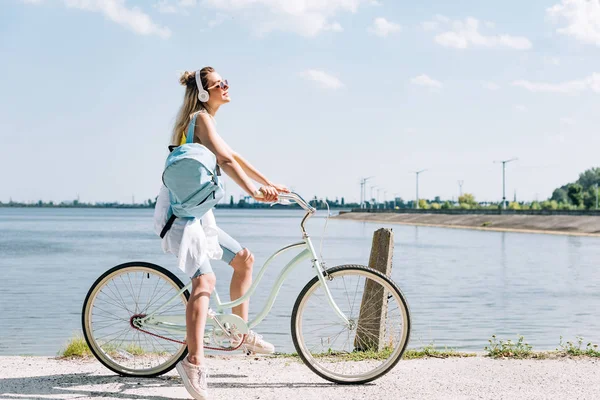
83, 265, 188, 377
292, 266, 410, 384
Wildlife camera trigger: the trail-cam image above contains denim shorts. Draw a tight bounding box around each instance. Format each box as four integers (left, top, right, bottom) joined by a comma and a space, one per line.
192, 226, 243, 278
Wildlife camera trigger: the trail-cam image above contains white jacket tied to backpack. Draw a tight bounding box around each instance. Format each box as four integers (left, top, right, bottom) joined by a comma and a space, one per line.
153, 184, 223, 278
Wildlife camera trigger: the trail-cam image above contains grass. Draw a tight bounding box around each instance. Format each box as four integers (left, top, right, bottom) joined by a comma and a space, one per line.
485, 335, 533, 359
58, 335, 168, 358
484, 335, 600, 359
481, 221, 493, 227
58, 334, 600, 360
403, 343, 476, 359
557, 336, 600, 357
274, 343, 475, 362
60, 336, 91, 358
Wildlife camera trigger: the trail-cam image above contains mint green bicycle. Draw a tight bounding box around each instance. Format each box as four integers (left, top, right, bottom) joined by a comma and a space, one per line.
82, 193, 410, 384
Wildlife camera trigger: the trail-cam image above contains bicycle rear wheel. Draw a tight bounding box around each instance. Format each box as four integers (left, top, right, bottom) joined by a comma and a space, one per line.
82, 262, 189, 377
291, 265, 410, 384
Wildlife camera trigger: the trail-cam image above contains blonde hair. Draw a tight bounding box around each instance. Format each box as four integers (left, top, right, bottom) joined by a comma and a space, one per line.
171, 67, 215, 145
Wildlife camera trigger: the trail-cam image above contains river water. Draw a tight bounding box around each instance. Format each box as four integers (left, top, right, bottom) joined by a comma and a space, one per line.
1, 207, 599, 356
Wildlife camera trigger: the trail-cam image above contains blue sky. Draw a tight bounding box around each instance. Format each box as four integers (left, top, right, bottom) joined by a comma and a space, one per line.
1, 0, 599, 205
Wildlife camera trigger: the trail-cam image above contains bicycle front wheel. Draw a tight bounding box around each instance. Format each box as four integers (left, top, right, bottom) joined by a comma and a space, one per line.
82, 262, 189, 377
291, 265, 410, 384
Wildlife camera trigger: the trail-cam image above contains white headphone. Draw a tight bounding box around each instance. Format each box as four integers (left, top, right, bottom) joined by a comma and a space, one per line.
195, 70, 209, 102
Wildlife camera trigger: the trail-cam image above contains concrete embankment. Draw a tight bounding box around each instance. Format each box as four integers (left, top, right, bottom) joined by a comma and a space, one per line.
0, 356, 599, 399
335, 212, 600, 236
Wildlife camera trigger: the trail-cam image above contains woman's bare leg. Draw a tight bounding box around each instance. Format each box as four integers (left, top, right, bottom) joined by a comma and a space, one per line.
186, 272, 216, 366
229, 248, 254, 321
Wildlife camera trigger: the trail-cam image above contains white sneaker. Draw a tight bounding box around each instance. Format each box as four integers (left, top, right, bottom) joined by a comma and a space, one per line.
175, 357, 209, 400
233, 330, 275, 354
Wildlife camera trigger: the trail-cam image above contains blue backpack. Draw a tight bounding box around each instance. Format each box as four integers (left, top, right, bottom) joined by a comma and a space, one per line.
159, 113, 224, 238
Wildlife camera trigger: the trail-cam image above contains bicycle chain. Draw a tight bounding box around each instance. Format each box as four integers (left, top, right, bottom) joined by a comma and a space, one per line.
129, 318, 247, 352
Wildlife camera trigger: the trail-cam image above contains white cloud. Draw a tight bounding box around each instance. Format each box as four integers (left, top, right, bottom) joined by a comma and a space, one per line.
421, 14, 449, 31
411, 74, 443, 89
300, 69, 344, 89
155, 0, 178, 14
544, 56, 561, 66
547, 0, 600, 46
202, 0, 375, 37
155, 0, 198, 14
512, 73, 600, 94
327, 22, 344, 32
368, 17, 401, 37
483, 82, 500, 90
433, 17, 532, 50
20, 0, 44, 4
63, 0, 171, 38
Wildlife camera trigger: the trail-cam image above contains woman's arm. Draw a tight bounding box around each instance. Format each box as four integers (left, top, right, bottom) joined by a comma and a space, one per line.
232, 152, 273, 186
193, 114, 277, 201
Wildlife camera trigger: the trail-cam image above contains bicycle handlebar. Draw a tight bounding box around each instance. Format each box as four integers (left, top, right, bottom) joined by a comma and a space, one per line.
254, 191, 316, 214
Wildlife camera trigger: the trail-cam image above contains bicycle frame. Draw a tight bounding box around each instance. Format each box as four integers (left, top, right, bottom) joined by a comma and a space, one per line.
141, 194, 350, 336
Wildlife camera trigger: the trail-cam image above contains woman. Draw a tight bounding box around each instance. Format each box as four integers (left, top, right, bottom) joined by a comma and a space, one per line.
166, 67, 289, 400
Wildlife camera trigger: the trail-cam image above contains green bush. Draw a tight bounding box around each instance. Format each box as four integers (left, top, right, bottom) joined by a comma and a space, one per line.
60, 336, 91, 358
558, 336, 600, 357
485, 335, 532, 359
508, 202, 521, 210
441, 201, 452, 209
541, 200, 558, 210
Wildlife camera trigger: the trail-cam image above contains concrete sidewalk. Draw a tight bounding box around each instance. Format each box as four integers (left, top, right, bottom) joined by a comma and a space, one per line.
0, 355, 599, 400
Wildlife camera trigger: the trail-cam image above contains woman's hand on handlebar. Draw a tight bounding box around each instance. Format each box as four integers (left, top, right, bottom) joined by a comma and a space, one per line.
269, 183, 290, 194
254, 185, 279, 202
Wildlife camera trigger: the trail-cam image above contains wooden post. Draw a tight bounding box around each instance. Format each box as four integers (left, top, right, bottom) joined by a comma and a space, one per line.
354, 228, 394, 351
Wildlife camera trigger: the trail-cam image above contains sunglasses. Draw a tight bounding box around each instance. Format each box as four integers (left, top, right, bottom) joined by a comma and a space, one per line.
208, 79, 229, 90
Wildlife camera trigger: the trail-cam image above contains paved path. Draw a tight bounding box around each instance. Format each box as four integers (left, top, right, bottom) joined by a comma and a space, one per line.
1, 356, 599, 400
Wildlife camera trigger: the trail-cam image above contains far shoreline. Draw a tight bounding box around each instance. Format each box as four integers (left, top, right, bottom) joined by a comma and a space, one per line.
334, 212, 600, 237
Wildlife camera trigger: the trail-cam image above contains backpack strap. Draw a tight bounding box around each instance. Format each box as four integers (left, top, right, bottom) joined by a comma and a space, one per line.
186, 114, 197, 144
160, 213, 177, 239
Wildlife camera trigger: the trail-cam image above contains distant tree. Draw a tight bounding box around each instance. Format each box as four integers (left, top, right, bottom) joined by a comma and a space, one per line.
530, 201, 541, 210
583, 186, 599, 209
576, 167, 600, 189
434, 196, 441, 203
441, 201, 452, 209
458, 193, 477, 206
431, 202, 441, 210
559, 202, 574, 210
508, 202, 521, 210
551, 188, 569, 204
541, 200, 558, 210
341, 197, 345, 206
567, 184, 583, 207
418, 199, 429, 209
229, 195, 234, 206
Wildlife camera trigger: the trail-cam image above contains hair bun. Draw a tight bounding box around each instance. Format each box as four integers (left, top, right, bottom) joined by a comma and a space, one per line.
179, 71, 194, 86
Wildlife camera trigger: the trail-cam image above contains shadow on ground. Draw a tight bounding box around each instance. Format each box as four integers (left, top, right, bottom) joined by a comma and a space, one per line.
0, 373, 179, 400
0, 372, 349, 399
